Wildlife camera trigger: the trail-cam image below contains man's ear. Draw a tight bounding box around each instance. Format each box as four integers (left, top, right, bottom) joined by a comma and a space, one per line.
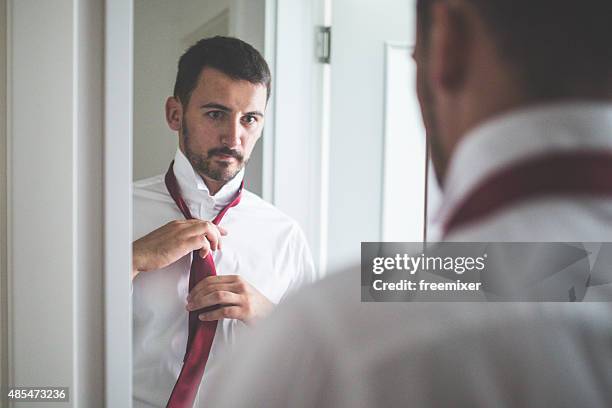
429, 1, 469, 94
165, 96, 183, 131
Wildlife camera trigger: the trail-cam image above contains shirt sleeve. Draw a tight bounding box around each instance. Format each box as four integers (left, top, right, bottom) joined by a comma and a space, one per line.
280, 223, 324, 301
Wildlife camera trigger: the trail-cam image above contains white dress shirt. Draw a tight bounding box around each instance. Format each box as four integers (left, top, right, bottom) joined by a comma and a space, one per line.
205, 102, 612, 407
439, 102, 612, 242
132, 148, 320, 408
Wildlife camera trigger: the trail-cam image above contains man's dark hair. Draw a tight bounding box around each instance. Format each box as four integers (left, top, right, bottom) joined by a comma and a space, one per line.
417, 0, 612, 99
173, 36, 271, 107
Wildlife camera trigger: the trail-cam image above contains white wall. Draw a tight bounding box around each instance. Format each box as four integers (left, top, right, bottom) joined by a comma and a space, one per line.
7, 0, 104, 406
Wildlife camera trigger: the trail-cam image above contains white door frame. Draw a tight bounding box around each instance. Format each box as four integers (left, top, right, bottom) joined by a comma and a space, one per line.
105, 0, 133, 406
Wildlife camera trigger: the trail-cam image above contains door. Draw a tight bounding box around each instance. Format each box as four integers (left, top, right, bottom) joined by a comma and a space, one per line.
326, 0, 438, 273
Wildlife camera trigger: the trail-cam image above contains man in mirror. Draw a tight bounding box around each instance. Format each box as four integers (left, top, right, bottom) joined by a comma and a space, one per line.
131, 36, 321, 408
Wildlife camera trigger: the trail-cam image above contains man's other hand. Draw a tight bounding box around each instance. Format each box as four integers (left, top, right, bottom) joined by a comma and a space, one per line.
185, 275, 274, 325
132, 219, 227, 280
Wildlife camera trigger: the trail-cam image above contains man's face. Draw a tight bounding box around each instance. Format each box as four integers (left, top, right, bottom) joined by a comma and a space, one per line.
175, 67, 267, 185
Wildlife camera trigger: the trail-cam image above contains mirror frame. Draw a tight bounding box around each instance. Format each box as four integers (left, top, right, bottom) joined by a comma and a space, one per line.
105, 0, 133, 405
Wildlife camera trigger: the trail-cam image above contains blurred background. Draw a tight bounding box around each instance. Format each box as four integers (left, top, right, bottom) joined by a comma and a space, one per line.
133, 0, 441, 275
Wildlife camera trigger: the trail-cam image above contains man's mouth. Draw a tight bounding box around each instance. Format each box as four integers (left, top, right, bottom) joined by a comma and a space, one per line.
209, 148, 243, 162
214, 153, 236, 161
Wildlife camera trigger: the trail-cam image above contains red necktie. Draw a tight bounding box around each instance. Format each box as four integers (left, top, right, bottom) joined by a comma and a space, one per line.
164, 161, 243, 408
443, 151, 612, 236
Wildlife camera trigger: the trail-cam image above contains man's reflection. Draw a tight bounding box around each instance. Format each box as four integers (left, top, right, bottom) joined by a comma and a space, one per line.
131, 36, 322, 408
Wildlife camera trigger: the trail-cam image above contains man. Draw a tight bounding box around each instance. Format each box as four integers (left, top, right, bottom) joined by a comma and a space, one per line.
205, 1, 612, 406
132, 37, 320, 408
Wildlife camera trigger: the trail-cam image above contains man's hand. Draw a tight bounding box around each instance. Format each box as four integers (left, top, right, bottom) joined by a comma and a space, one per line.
132, 219, 227, 280
185, 275, 274, 326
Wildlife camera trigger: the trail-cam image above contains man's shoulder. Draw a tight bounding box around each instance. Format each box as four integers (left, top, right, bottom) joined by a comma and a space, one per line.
133, 173, 165, 193
265, 264, 612, 370
132, 175, 179, 239
447, 197, 612, 241
133, 174, 173, 204
239, 189, 302, 232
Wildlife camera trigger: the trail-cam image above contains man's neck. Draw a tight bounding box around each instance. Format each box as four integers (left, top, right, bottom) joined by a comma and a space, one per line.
440, 92, 531, 186
200, 174, 225, 196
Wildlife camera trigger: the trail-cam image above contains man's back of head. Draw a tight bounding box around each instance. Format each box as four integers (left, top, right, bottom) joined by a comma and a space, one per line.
416, 0, 612, 99
415, 0, 612, 183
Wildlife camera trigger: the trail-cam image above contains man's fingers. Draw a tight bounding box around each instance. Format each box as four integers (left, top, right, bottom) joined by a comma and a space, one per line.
199, 306, 242, 321
203, 274, 241, 283
182, 220, 221, 237
137, 219, 228, 272
183, 228, 220, 258
187, 282, 244, 303
186, 290, 241, 311
182, 221, 223, 251
198, 247, 210, 259
169, 219, 227, 253
194, 236, 211, 259
169, 218, 207, 231
188, 275, 241, 297
205, 230, 221, 251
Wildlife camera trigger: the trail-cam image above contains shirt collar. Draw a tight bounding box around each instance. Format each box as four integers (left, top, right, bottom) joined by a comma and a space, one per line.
436, 101, 612, 226
172, 147, 244, 210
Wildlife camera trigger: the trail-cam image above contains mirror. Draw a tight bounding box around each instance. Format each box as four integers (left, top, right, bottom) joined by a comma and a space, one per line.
132, 1, 434, 406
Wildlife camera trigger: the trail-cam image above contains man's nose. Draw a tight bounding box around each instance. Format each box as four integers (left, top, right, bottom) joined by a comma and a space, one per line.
221, 118, 243, 148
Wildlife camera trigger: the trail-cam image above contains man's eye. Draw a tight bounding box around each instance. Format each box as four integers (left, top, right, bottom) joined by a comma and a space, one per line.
242, 115, 257, 125
207, 111, 224, 120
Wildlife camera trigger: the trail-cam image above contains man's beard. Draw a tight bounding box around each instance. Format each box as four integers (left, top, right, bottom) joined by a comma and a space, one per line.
182, 117, 246, 183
